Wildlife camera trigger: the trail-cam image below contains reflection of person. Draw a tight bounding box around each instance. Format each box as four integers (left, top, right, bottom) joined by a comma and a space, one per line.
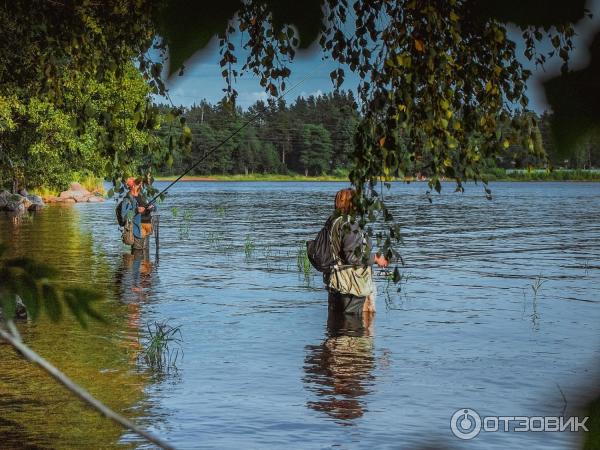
115, 249, 155, 360
121, 177, 155, 251
118, 250, 154, 303
303, 309, 376, 422
325, 188, 388, 314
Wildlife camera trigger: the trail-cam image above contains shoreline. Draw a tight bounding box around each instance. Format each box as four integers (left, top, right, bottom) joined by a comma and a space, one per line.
17, 171, 600, 201
154, 174, 600, 183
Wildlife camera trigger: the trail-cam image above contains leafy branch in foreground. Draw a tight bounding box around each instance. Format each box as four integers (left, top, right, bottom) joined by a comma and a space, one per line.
0, 244, 103, 326
181, 0, 583, 273
0, 243, 173, 449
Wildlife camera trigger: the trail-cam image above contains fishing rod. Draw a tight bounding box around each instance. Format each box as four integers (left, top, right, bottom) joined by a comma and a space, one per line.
147, 63, 328, 206
126, 64, 322, 257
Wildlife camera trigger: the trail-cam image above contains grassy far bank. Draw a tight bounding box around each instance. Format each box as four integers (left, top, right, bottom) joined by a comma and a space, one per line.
155, 173, 349, 182
155, 169, 600, 183
485, 168, 600, 181
18, 168, 600, 198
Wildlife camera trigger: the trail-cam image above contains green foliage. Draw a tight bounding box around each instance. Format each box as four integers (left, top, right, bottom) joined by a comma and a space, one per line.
1, 0, 594, 268
157, 92, 358, 176
0, 244, 104, 327
0, 1, 187, 193
531, 275, 546, 299
300, 124, 333, 176
0, 59, 166, 192
174, 0, 582, 266
215, 204, 227, 217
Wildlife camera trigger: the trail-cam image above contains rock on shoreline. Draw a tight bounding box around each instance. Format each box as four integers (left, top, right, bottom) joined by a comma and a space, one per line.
0, 183, 104, 213
0, 190, 44, 212
45, 182, 105, 204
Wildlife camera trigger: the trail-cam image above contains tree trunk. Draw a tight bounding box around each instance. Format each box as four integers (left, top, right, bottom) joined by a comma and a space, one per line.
7, 157, 18, 194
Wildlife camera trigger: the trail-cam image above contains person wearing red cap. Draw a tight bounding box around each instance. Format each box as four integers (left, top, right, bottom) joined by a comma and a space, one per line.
121, 177, 154, 251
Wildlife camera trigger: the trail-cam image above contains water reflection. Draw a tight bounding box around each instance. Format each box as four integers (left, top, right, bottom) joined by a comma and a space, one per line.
0, 206, 149, 449
303, 312, 376, 423
115, 249, 157, 362
116, 249, 156, 304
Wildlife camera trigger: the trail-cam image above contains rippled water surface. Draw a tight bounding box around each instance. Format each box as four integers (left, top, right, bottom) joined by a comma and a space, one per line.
1, 181, 599, 449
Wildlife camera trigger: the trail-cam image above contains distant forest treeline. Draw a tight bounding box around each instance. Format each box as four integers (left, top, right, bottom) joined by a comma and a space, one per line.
156, 91, 600, 177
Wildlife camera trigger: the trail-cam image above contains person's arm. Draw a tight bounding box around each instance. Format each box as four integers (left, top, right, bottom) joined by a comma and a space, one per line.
136, 193, 154, 215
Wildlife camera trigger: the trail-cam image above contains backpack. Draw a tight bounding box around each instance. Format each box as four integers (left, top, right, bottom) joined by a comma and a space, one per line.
115, 195, 132, 227
306, 217, 339, 273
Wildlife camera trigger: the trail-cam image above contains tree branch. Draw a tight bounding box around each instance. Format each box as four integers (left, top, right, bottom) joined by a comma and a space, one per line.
0, 323, 175, 450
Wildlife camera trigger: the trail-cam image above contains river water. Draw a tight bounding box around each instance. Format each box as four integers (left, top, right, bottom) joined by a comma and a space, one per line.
1, 181, 599, 449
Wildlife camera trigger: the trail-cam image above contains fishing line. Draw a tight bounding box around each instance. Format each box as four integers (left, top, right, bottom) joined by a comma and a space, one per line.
148, 62, 330, 205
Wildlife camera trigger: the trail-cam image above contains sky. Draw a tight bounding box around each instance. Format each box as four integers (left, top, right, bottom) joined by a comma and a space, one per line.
158, 0, 600, 113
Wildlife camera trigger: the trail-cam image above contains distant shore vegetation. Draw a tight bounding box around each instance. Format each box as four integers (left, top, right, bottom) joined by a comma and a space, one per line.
4, 92, 599, 195
154, 93, 599, 182
155, 168, 600, 183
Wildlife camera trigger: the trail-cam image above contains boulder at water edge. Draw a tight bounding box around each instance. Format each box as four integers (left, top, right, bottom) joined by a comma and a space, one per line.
0, 191, 45, 212
1, 192, 28, 213
26, 194, 44, 211
59, 189, 90, 202
57, 182, 104, 202
70, 182, 85, 191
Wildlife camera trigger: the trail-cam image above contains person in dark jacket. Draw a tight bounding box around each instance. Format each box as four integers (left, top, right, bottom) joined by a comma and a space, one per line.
326, 188, 388, 314
121, 177, 154, 251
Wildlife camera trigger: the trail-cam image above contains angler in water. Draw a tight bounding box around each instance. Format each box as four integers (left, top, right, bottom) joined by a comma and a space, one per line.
309, 188, 388, 315
119, 177, 155, 251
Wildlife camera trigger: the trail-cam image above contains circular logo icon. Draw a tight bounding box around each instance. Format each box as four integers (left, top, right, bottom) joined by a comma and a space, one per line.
451, 408, 482, 440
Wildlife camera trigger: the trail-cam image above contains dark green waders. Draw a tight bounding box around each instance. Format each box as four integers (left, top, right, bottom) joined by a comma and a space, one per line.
327, 290, 366, 315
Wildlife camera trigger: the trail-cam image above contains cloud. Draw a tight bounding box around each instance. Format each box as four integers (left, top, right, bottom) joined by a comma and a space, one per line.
237, 90, 269, 106
297, 89, 324, 99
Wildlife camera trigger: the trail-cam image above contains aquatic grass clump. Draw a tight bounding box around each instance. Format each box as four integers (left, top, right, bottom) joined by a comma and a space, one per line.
215, 204, 226, 217
172, 208, 192, 239
531, 274, 546, 299
523, 274, 546, 331
180, 211, 193, 239
244, 235, 256, 258
296, 245, 311, 275
204, 231, 236, 254
140, 320, 183, 372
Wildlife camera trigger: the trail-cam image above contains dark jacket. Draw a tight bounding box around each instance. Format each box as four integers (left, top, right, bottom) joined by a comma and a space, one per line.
330, 215, 375, 266
135, 193, 153, 224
